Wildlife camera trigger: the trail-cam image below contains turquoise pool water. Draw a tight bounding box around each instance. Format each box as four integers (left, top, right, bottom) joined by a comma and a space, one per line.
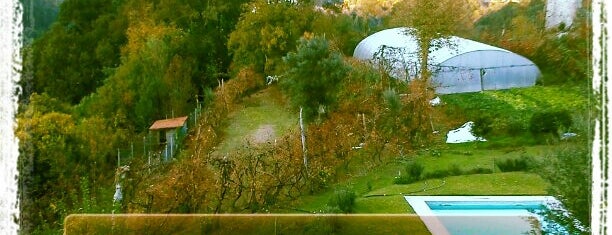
427, 201, 545, 235
406, 196, 568, 235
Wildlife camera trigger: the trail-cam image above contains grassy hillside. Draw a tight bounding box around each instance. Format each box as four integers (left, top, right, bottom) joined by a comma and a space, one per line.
270, 83, 588, 215
216, 86, 297, 154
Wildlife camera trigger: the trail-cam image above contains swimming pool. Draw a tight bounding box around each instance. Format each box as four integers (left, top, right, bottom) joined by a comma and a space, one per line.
405, 196, 565, 235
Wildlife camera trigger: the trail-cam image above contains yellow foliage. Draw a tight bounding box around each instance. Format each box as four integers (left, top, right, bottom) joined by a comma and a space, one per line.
121, 3, 179, 58
343, 0, 400, 17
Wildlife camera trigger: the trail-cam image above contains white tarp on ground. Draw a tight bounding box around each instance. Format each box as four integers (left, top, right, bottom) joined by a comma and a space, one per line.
446, 121, 487, 143
430, 96, 442, 106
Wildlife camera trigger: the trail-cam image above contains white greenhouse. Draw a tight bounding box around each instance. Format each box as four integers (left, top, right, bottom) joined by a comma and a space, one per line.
353, 27, 541, 94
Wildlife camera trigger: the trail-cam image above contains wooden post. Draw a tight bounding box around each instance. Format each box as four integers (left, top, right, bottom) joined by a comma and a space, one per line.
300, 107, 307, 168
480, 68, 486, 92
170, 134, 174, 159
362, 113, 366, 133
117, 149, 120, 167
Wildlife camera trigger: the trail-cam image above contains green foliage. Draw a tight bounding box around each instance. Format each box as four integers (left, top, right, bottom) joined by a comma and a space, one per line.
394, 162, 423, 184
472, 115, 493, 137
535, 144, 591, 234
22, 0, 60, 41
328, 189, 357, 213
311, 12, 380, 56
443, 86, 587, 142
281, 36, 350, 121
228, 0, 316, 74
529, 110, 573, 141
473, 0, 591, 84
495, 157, 530, 172
422, 164, 472, 180
26, 0, 127, 103
382, 89, 401, 113
77, 30, 197, 129
386, 0, 472, 79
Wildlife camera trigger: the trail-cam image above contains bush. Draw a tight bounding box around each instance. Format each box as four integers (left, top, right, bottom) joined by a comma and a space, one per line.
472, 115, 493, 137
328, 189, 357, 213
529, 110, 572, 140
495, 156, 531, 172
506, 119, 527, 136
448, 164, 463, 176
465, 167, 494, 175
394, 162, 424, 184
423, 169, 451, 180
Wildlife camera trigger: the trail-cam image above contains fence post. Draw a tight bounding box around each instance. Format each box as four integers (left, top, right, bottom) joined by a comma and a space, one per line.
117, 148, 120, 167
170, 134, 174, 159
300, 107, 307, 169
148, 152, 151, 174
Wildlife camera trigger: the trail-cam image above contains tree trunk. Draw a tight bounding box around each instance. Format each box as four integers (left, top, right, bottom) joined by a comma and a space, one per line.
419, 39, 431, 81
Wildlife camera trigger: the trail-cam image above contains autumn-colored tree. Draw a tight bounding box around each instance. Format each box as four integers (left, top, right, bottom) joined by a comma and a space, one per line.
311, 11, 380, 56
17, 93, 77, 233
343, 0, 399, 18
228, 0, 316, 75
387, 0, 472, 81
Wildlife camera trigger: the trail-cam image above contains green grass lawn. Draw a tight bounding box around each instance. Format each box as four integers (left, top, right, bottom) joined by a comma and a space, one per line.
287, 144, 550, 214
356, 172, 548, 213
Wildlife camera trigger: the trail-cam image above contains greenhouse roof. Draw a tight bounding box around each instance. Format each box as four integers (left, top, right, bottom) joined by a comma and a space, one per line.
353, 27, 512, 65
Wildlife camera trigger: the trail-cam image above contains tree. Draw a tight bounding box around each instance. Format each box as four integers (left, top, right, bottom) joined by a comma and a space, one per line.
17, 93, 78, 233
281, 36, 350, 121
387, 0, 472, 81
21, 0, 61, 41
27, 0, 127, 103
228, 0, 316, 75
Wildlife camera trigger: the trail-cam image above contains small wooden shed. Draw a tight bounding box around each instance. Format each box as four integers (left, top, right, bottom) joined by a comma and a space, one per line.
149, 116, 188, 160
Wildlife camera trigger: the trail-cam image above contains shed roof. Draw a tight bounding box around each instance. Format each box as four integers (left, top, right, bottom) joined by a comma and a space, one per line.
149, 116, 188, 130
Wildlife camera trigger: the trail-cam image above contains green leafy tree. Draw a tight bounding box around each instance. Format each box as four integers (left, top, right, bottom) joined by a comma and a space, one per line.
17, 93, 78, 233
311, 10, 380, 56
281, 36, 350, 121
27, 0, 127, 103
21, 0, 61, 41
228, 0, 316, 75
153, 0, 249, 92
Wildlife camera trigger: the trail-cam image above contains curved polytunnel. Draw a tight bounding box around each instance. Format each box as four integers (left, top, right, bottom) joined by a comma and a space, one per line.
353, 27, 541, 94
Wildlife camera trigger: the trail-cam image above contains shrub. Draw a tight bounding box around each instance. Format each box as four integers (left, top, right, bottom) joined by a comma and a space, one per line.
495, 157, 530, 172
465, 167, 494, 175
506, 119, 527, 136
423, 166, 493, 179
328, 189, 357, 213
529, 110, 572, 140
448, 164, 463, 176
394, 162, 424, 184
423, 169, 451, 179
472, 115, 493, 137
